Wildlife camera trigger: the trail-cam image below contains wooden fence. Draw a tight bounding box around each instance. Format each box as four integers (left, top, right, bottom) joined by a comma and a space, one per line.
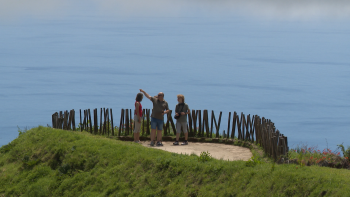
52, 108, 289, 160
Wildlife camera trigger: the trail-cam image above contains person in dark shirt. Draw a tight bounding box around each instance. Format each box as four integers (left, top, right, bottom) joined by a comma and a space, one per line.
140, 89, 169, 146
173, 94, 190, 145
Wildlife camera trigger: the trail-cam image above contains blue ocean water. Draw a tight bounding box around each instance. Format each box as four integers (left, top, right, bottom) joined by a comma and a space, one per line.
1, 1, 350, 151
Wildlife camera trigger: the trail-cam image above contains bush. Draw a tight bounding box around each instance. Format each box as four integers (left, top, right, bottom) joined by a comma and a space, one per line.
198, 151, 212, 162
338, 144, 350, 162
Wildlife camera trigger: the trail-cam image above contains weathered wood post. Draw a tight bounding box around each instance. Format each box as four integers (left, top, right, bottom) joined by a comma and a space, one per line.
79, 110, 82, 131
168, 110, 176, 135
146, 109, 150, 135
88, 109, 92, 133
101, 108, 104, 134
106, 108, 110, 136
110, 108, 114, 136
231, 112, 237, 139
125, 109, 129, 135
68, 110, 72, 130
227, 112, 231, 139
188, 112, 193, 137
210, 110, 214, 138
245, 114, 250, 141
142, 109, 145, 136
82, 110, 86, 131
52, 112, 57, 129
216, 111, 222, 138
205, 110, 210, 137
63, 110, 68, 130
163, 113, 169, 135
192, 110, 197, 137
100, 108, 103, 134
198, 110, 202, 137
94, 109, 98, 134
58, 111, 62, 129
241, 113, 246, 140
119, 109, 124, 136
72, 109, 76, 131
250, 115, 254, 142
129, 109, 132, 133
56, 112, 59, 129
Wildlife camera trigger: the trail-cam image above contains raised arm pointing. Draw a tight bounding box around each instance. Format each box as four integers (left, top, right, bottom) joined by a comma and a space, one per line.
140, 89, 152, 100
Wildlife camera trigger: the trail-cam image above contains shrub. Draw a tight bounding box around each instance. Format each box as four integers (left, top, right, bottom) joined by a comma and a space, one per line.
337, 144, 350, 162
198, 151, 212, 162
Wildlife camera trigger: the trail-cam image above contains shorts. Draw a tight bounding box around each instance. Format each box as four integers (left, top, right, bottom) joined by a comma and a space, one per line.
151, 117, 163, 130
176, 121, 188, 134
134, 116, 141, 133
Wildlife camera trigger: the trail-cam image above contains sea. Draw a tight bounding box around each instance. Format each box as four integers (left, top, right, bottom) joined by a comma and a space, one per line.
1, 0, 350, 151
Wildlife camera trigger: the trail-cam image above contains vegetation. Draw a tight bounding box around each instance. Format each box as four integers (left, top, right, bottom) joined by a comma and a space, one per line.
286, 144, 350, 169
1, 126, 350, 196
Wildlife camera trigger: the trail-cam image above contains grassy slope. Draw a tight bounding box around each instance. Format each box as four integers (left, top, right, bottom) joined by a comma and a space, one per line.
0, 127, 349, 197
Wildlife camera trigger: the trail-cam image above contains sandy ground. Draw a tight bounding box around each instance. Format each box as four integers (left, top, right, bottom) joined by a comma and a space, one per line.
140, 141, 252, 161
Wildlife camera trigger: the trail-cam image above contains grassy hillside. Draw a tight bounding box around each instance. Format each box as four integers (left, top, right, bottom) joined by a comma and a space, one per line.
1, 126, 350, 196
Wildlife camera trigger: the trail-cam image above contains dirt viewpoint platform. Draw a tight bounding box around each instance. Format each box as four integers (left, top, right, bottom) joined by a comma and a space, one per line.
141, 141, 252, 161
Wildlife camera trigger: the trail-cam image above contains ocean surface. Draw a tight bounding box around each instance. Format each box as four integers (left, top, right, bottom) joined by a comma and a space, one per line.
1, 0, 350, 151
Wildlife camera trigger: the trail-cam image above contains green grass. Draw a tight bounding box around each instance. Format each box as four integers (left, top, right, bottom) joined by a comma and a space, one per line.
1, 126, 350, 196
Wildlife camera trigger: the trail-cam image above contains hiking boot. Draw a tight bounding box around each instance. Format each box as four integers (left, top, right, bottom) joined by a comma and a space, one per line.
181, 141, 188, 145
156, 141, 163, 146
173, 141, 179, 145
150, 141, 155, 146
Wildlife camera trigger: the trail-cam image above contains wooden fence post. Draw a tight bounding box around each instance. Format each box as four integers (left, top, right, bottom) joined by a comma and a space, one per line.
210, 110, 214, 138
119, 109, 124, 136
250, 115, 254, 142
167, 110, 176, 135
72, 110, 76, 131
129, 109, 132, 133
146, 109, 150, 135
88, 109, 92, 133
227, 112, 231, 139
231, 112, 237, 139
103, 108, 106, 135
94, 109, 98, 134
79, 110, 82, 132
198, 110, 202, 137
100, 108, 103, 134
68, 110, 72, 130
64, 110, 68, 130
216, 111, 222, 138
125, 109, 129, 135
241, 113, 246, 140
245, 114, 250, 141
192, 110, 197, 137
163, 113, 169, 135
52, 112, 57, 129
205, 110, 210, 137
188, 112, 193, 137
82, 110, 86, 131
110, 108, 114, 136
142, 109, 145, 136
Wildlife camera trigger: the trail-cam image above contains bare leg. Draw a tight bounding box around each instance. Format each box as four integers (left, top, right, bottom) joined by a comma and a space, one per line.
151, 129, 156, 142
185, 132, 188, 141
176, 133, 180, 141
157, 130, 162, 142
134, 133, 140, 142
134, 132, 137, 142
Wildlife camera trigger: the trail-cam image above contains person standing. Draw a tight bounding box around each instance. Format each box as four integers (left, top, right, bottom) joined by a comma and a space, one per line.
139, 89, 169, 146
173, 94, 190, 145
134, 93, 143, 143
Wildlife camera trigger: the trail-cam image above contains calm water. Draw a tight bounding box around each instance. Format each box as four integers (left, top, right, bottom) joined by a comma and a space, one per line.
1, 1, 350, 150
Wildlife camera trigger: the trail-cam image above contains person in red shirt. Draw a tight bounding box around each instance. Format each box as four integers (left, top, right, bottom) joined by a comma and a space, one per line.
134, 93, 143, 143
